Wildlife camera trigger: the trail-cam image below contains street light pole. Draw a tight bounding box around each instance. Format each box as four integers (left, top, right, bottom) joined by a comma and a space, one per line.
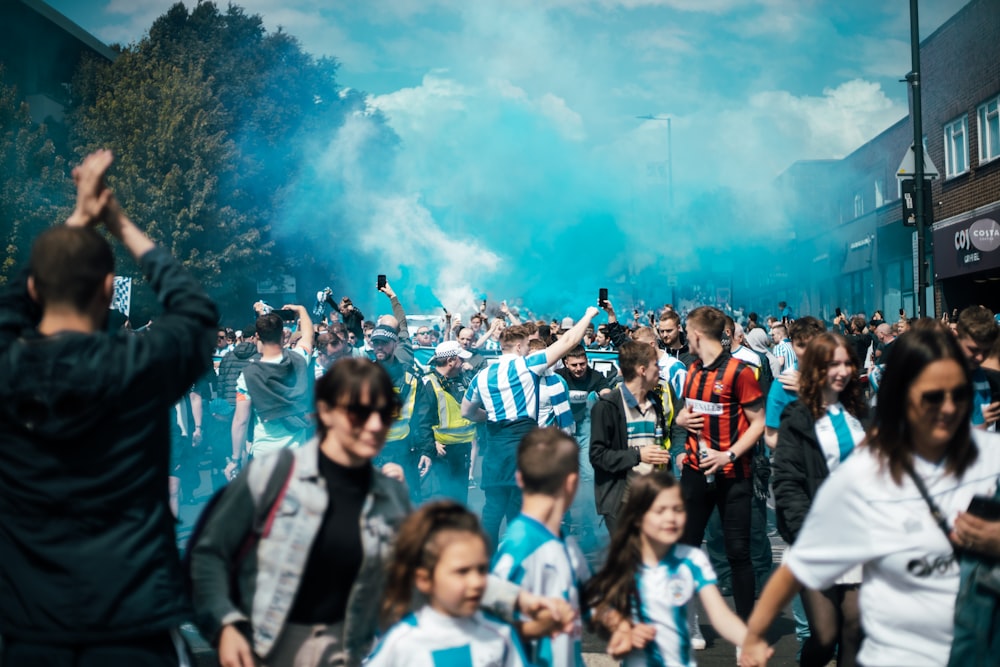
636, 114, 673, 209
907, 0, 928, 318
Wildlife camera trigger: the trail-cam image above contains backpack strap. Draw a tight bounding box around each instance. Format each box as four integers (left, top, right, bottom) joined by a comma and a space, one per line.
236, 448, 295, 564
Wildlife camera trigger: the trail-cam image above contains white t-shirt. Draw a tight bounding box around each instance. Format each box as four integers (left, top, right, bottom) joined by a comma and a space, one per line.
625, 544, 717, 667
364, 606, 527, 667
785, 431, 1000, 667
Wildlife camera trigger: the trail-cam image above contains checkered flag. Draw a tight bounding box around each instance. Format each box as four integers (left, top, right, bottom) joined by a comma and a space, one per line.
110, 276, 131, 316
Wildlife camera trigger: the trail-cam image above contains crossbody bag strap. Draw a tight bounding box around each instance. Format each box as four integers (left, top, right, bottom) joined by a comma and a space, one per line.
904, 463, 955, 549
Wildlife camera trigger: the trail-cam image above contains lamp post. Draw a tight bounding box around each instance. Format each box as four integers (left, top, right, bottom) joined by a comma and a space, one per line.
905, 0, 928, 318
636, 114, 673, 209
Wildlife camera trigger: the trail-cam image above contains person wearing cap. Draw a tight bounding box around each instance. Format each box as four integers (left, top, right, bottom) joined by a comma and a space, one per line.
461, 306, 602, 551
413, 340, 477, 503
371, 323, 433, 503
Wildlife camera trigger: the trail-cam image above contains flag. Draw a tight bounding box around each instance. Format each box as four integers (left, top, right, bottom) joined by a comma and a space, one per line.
111, 276, 131, 316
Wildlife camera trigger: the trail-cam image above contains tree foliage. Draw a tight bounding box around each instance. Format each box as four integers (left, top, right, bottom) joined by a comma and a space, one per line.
68, 1, 401, 318
0, 68, 71, 285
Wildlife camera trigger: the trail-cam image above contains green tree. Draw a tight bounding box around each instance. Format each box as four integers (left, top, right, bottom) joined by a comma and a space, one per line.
0, 68, 71, 284
70, 2, 400, 317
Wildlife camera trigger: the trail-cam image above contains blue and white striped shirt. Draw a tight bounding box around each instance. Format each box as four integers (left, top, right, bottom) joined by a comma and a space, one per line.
465, 352, 550, 422
626, 544, 717, 667
364, 607, 528, 667
492, 515, 590, 667
773, 339, 797, 372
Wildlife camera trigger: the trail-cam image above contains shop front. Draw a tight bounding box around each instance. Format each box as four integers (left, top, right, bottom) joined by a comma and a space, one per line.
933, 201, 1000, 313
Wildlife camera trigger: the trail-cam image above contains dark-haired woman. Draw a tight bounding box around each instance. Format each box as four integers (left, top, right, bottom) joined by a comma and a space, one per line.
741, 326, 1000, 667
192, 358, 411, 667
771, 333, 865, 666
191, 359, 562, 667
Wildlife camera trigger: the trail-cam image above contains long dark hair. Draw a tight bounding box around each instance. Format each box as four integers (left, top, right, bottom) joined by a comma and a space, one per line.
799, 332, 866, 420
585, 472, 678, 621
380, 501, 485, 627
869, 324, 975, 484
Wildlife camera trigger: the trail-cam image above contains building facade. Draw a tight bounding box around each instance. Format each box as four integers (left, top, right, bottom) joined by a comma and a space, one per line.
771, 0, 1000, 320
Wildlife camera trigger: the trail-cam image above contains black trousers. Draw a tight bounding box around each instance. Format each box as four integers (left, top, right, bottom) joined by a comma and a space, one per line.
2, 631, 192, 667
680, 467, 755, 620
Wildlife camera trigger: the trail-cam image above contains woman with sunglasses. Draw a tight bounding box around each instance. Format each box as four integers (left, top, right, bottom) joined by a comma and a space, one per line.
771, 332, 866, 666
191, 357, 410, 667
190, 358, 564, 667
740, 325, 1000, 667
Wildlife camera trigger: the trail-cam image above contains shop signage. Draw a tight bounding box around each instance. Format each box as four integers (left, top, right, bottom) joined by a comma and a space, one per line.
934, 206, 1000, 279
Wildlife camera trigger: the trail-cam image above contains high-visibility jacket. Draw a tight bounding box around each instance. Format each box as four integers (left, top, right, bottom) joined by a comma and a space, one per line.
655, 378, 677, 446
424, 373, 476, 445
386, 371, 418, 442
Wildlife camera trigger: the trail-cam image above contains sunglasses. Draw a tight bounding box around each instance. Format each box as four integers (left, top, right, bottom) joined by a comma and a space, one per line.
342, 403, 399, 426
919, 386, 972, 408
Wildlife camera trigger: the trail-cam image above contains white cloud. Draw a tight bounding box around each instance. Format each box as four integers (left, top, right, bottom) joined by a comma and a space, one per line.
537, 93, 586, 141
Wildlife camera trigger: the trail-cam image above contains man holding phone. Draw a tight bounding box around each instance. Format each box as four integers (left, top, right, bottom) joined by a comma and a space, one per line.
955, 306, 1000, 431
226, 304, 314, 479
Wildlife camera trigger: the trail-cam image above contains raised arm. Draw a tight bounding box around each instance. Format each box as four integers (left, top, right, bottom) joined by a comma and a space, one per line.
283, 304, 313, 355
544, 307, 600, 366
379, 280, 409, 338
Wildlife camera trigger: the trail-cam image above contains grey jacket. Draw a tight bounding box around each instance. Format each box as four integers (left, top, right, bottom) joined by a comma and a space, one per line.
190, 438, 410, 664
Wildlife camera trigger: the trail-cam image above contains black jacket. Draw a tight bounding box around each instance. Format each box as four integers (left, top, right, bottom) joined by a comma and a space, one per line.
589, 385, 685, 517
771, 400, 832, 544
0, 247, 217, 642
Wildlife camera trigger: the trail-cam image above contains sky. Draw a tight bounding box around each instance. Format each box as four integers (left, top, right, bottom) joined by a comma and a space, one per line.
44, 0, 970, 317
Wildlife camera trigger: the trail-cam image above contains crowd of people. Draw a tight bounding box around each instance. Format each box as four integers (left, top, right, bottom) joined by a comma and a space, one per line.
1, 150, 999, 667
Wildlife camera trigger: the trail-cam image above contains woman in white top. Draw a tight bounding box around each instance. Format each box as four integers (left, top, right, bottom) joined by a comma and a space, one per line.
771, 332, 866, 666
741, 324, 1000, 667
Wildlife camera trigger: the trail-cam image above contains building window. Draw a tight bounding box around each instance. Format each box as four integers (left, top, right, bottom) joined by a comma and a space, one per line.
944, 115, 969, 178
853, 192, 864, 218
874, 177, 885, 208
979, 95, 1000, 164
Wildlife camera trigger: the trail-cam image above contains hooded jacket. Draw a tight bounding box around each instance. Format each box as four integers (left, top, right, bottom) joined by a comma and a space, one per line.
0, 247, 217, 643
218, 341, 260, 405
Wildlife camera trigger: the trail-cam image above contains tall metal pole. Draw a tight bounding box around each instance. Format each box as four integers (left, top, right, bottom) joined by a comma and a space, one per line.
908, 0, 927, 318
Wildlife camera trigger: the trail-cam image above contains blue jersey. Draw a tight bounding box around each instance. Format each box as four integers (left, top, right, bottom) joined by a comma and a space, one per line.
658, 354, 687, 400
491, 515, 591, 667
364, 607, 528, 667
764, 375, 797, 429
466, 352, 549, 422
626, 544, 717, 667
971, 367, 993, 429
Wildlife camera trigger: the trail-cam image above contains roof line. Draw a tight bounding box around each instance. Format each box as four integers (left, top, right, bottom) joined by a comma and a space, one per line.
19, 0, 117, 62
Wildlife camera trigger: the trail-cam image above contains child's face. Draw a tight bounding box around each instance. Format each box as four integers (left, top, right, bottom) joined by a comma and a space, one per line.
640, 487, 686, 551
418, 533, 489, 618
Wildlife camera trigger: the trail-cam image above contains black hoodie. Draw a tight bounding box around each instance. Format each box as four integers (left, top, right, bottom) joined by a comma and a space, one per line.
0, 247, 217, 643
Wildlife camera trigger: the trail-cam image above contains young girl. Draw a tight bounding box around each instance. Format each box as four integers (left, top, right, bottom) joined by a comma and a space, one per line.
365, 501, 529, 667
586, 472, 748, 666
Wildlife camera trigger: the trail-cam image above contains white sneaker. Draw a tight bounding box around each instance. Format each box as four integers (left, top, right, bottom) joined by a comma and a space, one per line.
691, 623, 706, 651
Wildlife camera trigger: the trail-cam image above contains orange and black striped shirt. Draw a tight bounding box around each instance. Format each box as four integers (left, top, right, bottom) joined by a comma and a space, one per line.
682, 351, 763, 479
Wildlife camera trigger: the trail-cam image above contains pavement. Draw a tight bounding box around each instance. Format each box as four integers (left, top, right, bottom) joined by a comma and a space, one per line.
176, 472, 805, 666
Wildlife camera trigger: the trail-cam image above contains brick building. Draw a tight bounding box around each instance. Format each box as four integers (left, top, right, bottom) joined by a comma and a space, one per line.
771, 0, 1000, 319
